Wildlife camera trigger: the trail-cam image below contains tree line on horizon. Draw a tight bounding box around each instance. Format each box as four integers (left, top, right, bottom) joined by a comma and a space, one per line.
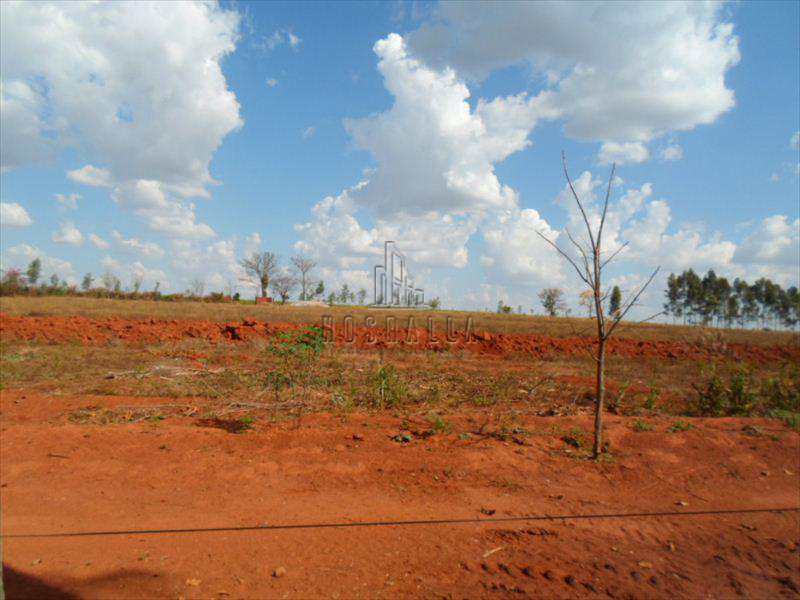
0, 252, 443, 308
2, 255, 797, 328
664, 269, 799, 330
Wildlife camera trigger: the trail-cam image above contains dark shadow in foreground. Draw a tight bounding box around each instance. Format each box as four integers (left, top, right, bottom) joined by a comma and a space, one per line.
3, 564, 167, 599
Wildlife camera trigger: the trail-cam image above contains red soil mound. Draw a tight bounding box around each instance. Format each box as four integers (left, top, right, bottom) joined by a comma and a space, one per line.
2, 313, 797, 363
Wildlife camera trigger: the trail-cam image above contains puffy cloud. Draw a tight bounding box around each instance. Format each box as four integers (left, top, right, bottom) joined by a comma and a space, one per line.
0, 202, 33, 228
293, 186, 379, 268
111, 230, 165, 259
660, 144, 684, 161
52, 222, 85, 246
301, 126, 316, 140
110, 179, 216, 239
598, 142, 650, 165
481, 208, 564, 285
734, 215, 799, 267
0, 80, 54, 172
255, 29, 302, 52
67, 166, 113, 188
266, 78, 279, 88
54, 193, 80, 210
89, 234, 110, 250
408, 2, 740, 146
2, 1, 242, 238
343, 34, 549, 218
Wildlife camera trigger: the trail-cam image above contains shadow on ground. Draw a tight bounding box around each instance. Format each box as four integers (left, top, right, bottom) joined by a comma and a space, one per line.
2, 564, 166, 599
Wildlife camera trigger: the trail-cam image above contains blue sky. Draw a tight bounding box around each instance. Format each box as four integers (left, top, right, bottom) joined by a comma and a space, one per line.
1, 1, 798, 312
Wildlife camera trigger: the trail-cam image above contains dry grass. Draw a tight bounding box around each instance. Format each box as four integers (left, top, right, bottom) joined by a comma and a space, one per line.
2, 295, 797, 346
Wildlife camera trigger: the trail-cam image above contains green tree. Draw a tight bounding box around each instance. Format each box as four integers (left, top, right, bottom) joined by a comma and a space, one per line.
314, 281, 325, 299
26, 258, 41, 286
609, 285, 622, 317
338, 283, 350, 303
538, 288, 565, 317
81, 273, 94, 291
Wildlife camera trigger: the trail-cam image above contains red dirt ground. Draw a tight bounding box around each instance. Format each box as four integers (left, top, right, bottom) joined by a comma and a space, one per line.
1, 390, 799, 599
2, 313, 798, 363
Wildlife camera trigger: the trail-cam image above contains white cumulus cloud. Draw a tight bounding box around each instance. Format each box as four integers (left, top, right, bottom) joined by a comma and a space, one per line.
55, 193, 80, 210
0, 202, 33, 228
598, 142, 650, 165
408, 2, 740, 149
660, 144, 684, 161
52, 222, 85, 246
1, 1, 242, 239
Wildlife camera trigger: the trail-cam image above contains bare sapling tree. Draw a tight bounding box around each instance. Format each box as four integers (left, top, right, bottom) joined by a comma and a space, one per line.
290, 255, 316, 300
240, 251, 279, 298
538, 152, 660, 458
271, 274, 298, 304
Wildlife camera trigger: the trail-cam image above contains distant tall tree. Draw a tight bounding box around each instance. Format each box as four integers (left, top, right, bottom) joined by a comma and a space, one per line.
326, 291, 336, 306
81, 273, 94, 291
663, 274, 681, 323
240, 252, 279, 298
724, 294, 739, 328
609, 286, 622, 318
429, 297, 441, 310
26, 258, 41, 286
290, 256, 316, 300
132, 275, 144, 294
538, 288, 566, 317
314, 281, 325, 299
338, 283, 351, 304
49, 274, 59, 287
357, 288, 367, 305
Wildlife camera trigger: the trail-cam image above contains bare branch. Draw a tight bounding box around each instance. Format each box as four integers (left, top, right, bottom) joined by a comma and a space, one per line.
596, 163, 616, 245
537, 231, 592, 287
605, 267, 660, 338
564, 228, 594, 286
562, 151, 597, 250
600, 241, 629, 270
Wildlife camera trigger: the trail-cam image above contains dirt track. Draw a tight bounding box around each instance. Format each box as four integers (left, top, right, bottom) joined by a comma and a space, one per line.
2, 390, 799, 599
2, 314, 798, 364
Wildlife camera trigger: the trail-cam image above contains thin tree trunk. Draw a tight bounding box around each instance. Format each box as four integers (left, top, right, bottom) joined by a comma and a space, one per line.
593, 337, 606, 458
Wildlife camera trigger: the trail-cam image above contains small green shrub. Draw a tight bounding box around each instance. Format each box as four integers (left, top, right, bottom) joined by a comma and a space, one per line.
631, 419, 654, 432
370, 364, 407, 409
686, 366, 799, 418
668, 420, 694, 433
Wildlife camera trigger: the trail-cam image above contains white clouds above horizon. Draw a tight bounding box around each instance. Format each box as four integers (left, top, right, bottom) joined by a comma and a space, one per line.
294, 26, 796, 306
1, 244, 75, 283
1, 202, 33, 228
598, 142, 650, 166
2, 1, 242, 241
255, 28, 302, 52
55, 193, 80, 210
0, 2, 796, 304
661, 144, 684, 162
408, 1, 740, 152
52, 222, 85, 246
89, 233, 110, 250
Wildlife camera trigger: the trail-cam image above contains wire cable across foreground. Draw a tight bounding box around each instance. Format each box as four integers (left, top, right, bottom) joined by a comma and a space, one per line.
3, 506, 797, 539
